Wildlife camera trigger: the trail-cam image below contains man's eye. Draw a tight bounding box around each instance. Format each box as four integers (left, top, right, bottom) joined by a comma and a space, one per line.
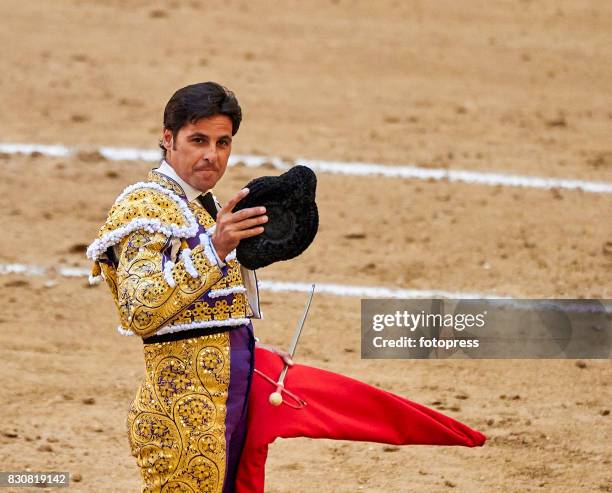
219, 140, 229, 147
193, 138, 204, 144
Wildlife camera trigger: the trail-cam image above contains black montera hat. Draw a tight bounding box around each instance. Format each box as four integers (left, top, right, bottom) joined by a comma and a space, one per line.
235, 165, 318, 270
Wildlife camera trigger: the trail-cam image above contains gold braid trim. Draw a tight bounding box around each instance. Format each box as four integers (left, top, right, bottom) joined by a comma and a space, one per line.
117, 231, 223, 338
88, 185, 197, 263
102, 188, 188, 237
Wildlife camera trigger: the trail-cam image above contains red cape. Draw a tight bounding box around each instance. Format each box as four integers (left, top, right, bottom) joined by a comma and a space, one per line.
235, 349, 485, 492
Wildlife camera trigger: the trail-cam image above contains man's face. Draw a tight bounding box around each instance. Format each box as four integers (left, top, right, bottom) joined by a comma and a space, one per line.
162, 114, 233, 192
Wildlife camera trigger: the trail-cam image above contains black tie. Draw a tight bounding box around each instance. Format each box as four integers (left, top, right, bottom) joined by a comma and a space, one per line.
198, 192, 218, 220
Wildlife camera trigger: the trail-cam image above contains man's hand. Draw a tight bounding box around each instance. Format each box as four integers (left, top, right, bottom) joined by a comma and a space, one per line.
255, 341, 294, 366
211, 188, 268, 261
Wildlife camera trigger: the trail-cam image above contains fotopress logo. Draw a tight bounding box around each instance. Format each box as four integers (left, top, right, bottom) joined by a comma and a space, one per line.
361, 299, 612, 359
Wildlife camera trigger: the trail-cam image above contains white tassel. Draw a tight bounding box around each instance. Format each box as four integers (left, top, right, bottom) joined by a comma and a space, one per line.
116, 326, 134, 336
154, 317, 251, 336
88, 274, 103, 285
199, 234, 219, 266
208, 286, 247, 298
163, 261, 176, 287
180, 249, 199, 278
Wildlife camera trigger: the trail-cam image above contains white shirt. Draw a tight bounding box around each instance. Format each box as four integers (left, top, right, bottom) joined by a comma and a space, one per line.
156, 160, 206, 203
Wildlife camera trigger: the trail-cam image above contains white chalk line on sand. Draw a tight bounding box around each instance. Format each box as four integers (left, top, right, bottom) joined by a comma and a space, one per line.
5, 263, 611, 314
1, 142, 611, 194
0, 263, 508, 300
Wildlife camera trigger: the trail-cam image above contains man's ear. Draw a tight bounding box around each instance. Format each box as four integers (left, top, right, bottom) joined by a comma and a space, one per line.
162, 129, 173, 152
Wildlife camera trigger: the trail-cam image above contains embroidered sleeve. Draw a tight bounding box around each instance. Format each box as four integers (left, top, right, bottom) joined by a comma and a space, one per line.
115, 230, 223, 338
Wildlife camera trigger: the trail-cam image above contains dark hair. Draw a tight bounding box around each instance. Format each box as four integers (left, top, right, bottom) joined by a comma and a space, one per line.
159, 82, 242, 157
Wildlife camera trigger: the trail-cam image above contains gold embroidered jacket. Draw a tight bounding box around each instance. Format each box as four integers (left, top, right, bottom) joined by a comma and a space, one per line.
87, 170, 261, 339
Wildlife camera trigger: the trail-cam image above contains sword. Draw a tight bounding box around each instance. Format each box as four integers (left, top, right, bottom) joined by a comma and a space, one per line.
268, 283, 315, 406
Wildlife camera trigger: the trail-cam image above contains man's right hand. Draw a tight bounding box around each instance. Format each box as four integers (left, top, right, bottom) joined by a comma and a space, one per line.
211, 188, 268, 261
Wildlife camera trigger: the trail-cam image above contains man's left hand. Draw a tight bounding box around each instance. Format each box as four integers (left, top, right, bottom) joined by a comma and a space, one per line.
255, 341, 294, 366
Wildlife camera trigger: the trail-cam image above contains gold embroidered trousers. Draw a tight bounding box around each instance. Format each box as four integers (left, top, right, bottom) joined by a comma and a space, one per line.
126, 325, 254, 493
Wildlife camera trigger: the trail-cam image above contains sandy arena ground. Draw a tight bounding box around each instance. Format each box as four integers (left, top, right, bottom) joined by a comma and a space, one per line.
0, 1, 611, 492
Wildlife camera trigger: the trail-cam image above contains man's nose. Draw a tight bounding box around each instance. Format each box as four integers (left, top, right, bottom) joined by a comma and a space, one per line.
203, 144, 218, 164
